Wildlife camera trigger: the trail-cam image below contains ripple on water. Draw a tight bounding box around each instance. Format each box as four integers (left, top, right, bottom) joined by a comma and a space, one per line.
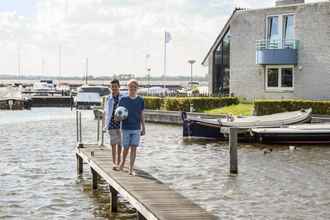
2, 109, 330, 220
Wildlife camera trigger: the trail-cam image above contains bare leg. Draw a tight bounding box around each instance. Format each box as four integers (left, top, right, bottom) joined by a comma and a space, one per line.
111, 144, 117, 169
120, 148, 129, 171
129, 146, 137, 175
117, 145, 122, 166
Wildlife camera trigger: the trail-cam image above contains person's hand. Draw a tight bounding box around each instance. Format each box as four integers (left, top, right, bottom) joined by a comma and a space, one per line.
141, 127, 146, 136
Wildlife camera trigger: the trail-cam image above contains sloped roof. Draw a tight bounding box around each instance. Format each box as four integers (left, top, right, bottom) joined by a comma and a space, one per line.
201, 8, 244, 66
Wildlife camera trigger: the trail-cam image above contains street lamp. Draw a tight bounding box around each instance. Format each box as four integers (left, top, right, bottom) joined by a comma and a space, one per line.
147, 68, 151, 95
145, 54, 151, 95
188, 59, 196, 88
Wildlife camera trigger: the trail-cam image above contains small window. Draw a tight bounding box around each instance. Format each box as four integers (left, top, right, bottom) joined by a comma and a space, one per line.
281, 68, 293, 88
267, 68, 279, 87
266, 66, 294, 91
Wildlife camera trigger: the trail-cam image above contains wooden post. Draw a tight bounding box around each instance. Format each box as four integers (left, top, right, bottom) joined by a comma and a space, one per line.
137, 212, 146, 220
76, 111, 79, 143
97, 116, 100, 143
76, 154, 83, 175
79, 111, 82, 143
229, 127, 238, 174
91, 168, 98, 190
109, 185, 118, 212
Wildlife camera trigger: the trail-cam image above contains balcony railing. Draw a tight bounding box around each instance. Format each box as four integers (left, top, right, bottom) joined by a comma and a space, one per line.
256, 39, 299, 50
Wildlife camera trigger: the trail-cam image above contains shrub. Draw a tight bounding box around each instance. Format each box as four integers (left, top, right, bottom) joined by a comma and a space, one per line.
143, 96, 162, 110
162, 97, 239, 112
254, 99, 330, 115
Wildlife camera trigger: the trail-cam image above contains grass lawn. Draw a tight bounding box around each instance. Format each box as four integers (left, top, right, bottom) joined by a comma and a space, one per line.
204, 103, 254, 116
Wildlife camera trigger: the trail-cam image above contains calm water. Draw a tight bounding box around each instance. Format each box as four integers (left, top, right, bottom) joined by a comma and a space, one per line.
1, 108, 330, 219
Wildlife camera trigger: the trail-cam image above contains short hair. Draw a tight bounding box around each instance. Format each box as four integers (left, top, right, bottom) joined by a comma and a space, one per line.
111, 79, 120, 86
127, 79, 139, 87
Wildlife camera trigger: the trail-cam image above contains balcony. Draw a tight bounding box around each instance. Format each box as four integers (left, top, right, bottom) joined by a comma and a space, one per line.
256, 39, 298, 65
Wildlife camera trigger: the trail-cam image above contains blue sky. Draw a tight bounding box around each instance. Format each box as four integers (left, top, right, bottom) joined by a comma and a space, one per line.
0, 0, 37, 16
0, 0, 326, 77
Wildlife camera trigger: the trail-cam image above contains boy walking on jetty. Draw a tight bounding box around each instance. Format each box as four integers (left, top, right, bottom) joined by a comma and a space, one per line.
104, 79, 123, 170
118, 79, 145, 175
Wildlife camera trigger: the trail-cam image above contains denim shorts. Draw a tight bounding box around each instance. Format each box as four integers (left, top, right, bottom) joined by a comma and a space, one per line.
122, 129, 141, 148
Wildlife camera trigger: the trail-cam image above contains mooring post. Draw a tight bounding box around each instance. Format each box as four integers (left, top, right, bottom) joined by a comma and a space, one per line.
229, 127, 238, 174
76, 111, 79, 143
137, 212, 147, 220
79, 111, 82, 143
76, 154, 83, 175
109, 185, 118, 212
91, 168, 98, 190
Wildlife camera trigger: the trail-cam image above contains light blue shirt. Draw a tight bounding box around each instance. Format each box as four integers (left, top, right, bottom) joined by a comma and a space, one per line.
104, 93, 123, 130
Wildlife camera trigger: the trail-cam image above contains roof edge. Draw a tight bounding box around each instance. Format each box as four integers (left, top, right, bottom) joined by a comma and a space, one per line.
201, 8, 244, 66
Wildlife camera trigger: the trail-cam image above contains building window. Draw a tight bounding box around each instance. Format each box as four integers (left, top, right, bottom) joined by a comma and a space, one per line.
267, 16, 280, 41
266, 14, 295, 48
266, 66, 294, 91
283, 15, 294, 41
213, 29, 230, 95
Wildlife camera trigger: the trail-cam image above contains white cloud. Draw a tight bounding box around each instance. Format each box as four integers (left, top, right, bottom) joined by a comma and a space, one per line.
0, 0, 327, 77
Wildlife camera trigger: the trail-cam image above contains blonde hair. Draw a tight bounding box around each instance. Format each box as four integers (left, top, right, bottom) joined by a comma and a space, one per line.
127, 79, 139, 87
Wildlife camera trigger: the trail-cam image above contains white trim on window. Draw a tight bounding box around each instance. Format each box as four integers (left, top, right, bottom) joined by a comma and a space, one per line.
266, 13, 296, 42
265, 65, 294, 92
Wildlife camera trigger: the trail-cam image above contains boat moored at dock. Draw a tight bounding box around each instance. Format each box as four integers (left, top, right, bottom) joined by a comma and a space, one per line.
182, 109, 313, 140
252, 123, 330, 144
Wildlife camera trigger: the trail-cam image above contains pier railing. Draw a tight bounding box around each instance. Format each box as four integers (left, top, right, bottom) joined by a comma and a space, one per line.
256, 39, 299, 50
75, 109, 105, 146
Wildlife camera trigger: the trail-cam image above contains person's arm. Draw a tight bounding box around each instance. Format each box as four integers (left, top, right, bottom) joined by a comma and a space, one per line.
103, 96, 110, 130
140, 110, 146, 136
140, 98, 145, 136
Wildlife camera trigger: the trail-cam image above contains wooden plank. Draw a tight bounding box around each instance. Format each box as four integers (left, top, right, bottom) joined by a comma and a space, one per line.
76, 144, 217, 220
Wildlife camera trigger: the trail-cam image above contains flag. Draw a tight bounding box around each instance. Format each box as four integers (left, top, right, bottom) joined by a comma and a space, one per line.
165, 31, 172, 43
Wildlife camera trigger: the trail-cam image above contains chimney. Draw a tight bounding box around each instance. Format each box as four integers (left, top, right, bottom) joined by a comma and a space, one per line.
275, 0, 305, 6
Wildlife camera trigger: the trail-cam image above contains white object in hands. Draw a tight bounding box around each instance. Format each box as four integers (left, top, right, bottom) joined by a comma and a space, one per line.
114, 106, 128, 121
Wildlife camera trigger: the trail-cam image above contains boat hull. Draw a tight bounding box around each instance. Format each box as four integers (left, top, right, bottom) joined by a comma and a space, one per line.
181, 109, 313, 142
254, 131, 330, 144
183, 119, 224, 139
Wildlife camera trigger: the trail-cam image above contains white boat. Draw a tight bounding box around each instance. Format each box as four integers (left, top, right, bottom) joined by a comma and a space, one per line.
252, 123, 330, 144
182, 109, 312, 139
32, 80, 56, 95
220, 108, 312, 128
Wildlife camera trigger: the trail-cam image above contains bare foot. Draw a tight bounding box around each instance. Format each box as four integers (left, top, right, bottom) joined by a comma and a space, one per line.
119, 164, 124, 171
112, 164, 118, 171
128, 170, 136, 176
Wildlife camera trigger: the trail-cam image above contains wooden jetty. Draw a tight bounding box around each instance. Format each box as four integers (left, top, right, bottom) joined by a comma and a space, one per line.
75, 144, 218, 220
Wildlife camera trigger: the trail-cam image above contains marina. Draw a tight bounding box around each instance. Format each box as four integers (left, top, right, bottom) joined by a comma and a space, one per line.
1, 0, 330, 219
2, 108, 330, 219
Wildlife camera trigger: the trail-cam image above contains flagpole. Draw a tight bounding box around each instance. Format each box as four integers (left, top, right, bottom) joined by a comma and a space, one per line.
163, 31, 167, 95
